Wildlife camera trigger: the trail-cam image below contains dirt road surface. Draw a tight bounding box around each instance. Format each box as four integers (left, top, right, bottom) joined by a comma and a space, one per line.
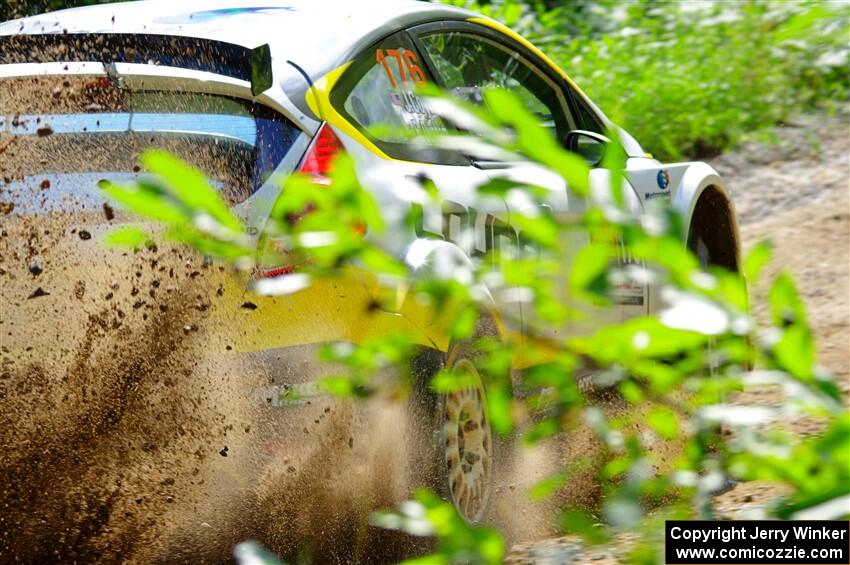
723, 112, 849, 386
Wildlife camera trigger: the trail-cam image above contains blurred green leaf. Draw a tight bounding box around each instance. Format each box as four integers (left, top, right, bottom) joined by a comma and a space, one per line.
101, 226, 150, 248
378, 490, 504, 565
487, 382, 513, 436
529, 471, 568, 501
744, 240, 773, 285
141, 149, 243, 232
98, 180, 189, 226
773, 324, 815, 381
647, 407, 680, 440
769, 272, 808, 326
560, 508, 609, 545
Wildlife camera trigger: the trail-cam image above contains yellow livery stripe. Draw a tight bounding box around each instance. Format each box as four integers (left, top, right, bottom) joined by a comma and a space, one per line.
207, 269, 450, 354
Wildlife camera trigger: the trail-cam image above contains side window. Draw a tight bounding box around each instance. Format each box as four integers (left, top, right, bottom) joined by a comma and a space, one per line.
332, 32, 466, 165
418, 31, 574, 142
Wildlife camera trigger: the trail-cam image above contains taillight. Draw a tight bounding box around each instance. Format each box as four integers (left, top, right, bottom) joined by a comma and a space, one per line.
298, 122, 344, 185
257, 123, 344, 279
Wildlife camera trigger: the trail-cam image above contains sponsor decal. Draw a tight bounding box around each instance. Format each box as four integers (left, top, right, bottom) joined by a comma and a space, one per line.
390, 90, 443, 133
657, 169, 670, 189
254, 382, 323, 407
615, 292, 645, 306
645, 191, 671, 201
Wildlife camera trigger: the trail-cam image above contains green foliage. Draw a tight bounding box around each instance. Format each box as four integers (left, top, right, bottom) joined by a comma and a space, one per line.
442, 0, 850, 160
101, 89, 847, 564
102, 226, 150, 249
98, 150, 254, 262
371, 490, 504, 564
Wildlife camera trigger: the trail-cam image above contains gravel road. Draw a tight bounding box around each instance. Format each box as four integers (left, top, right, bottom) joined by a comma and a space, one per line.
721, 112, 849, 385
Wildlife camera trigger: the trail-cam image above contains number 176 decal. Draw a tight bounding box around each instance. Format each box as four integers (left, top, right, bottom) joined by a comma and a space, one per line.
376, 48, 427, 88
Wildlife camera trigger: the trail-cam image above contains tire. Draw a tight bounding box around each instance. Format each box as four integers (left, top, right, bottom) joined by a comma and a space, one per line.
407, 317, 500, 523
437, 347, 494, 522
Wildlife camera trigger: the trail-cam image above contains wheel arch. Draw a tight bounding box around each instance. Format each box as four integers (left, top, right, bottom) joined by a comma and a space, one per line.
402, 238, 506, 344
401, 237, 512, 421
672, 163, 741, 273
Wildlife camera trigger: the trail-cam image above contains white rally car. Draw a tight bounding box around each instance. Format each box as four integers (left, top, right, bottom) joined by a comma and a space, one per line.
0, 0, 739, 526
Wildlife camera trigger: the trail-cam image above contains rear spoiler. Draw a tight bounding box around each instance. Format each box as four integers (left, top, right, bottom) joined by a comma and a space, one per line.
0, 33, 272, 96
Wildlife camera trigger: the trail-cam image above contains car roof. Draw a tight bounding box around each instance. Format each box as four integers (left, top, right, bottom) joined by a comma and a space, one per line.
0, 0, 476, 83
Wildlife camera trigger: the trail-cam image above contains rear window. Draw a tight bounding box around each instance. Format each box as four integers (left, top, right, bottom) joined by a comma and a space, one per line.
0, 76, 299, 214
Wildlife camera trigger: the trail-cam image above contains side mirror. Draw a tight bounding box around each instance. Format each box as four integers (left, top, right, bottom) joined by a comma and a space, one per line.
565, 129, 610, 166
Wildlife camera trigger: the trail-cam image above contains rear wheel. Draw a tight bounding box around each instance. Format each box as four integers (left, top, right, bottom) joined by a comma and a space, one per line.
439, 354, 493, 523
407, 319, 501, 523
